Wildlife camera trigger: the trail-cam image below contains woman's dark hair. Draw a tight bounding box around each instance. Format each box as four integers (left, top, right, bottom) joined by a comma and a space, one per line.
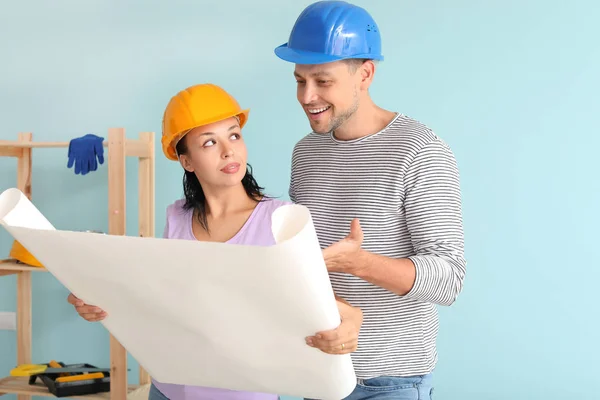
176, 134, 265, 232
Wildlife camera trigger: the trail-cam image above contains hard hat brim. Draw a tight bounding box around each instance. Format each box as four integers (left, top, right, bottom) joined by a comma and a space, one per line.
275, 43, 343, 65
274, 43, 384, 65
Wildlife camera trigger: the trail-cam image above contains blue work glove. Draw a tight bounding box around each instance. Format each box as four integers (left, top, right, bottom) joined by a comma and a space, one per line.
67, 134, 105, 175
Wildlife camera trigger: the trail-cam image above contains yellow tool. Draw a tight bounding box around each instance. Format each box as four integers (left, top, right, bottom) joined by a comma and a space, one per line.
55, 372, 105, 383
10, 363, 110, 377
47, 360, 68, 377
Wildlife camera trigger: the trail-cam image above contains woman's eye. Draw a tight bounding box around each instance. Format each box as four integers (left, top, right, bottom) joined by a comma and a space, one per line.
230, 133, 240, 140
203, 139, 215, 147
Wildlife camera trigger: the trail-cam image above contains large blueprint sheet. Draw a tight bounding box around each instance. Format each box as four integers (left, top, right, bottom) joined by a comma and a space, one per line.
0, 188, 356, 400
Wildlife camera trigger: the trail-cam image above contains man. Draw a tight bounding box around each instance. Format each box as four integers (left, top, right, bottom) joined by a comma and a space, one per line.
274, 1, 467, 399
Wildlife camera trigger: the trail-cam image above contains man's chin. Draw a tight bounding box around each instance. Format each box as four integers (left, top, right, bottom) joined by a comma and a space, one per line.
309, 121, 331, 134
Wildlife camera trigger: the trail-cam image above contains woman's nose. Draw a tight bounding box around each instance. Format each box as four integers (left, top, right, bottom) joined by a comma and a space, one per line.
221, 145, 234, 158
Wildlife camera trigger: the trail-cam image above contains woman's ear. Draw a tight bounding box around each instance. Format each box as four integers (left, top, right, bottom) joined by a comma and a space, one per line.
179, 155, 194, 173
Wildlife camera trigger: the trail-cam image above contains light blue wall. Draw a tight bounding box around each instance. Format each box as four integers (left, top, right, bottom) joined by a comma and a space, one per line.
1, 1, 598, 399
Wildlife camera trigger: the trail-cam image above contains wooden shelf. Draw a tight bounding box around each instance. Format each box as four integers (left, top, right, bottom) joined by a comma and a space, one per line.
0, 132, 151, 159
0, 141, 90, 148
1, 129, 155, 400
0, 376, 140, 399
0, 259, 48, 273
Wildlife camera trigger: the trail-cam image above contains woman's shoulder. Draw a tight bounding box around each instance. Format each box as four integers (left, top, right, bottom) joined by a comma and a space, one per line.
232, 196, 294, 245
166, 198, 186, 212
165, 198, 192, 221
162, 198, 193, 239
257, 196, 293, 212
247, 196, 293, 225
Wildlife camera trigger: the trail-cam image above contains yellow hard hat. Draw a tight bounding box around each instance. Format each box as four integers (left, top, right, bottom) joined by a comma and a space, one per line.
161, 83, 250, 161
9, 240, 43, 268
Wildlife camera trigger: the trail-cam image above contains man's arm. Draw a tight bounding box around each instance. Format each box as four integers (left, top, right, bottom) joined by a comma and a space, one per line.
322, 220, 418, 296
323, 139, 466, 306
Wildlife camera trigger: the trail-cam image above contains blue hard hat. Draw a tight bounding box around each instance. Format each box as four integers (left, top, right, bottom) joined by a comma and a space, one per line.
274, 1, 383, 65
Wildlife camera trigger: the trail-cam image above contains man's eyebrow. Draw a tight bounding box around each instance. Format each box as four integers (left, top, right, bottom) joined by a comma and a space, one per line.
294, 71, 333, 78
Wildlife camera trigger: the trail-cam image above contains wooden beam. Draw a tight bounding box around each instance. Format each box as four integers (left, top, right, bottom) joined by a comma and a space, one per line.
107, 128, 128, 400
16, 271, 32, 400
0, 140, 108, 149
17, 133, 32, 200
0, 147, 21, 157
126, 140, 151, 158
108, 128, 126, 236
137, 131, 155, 386
137, 132, 155, 240
15, 133, 33, 400
0, 259, 47, 273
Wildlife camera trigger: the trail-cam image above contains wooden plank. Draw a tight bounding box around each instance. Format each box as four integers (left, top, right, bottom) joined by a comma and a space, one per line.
0, 260, 46, 273
0, 141, 108, 149
15, 133, 33, 400
137, 132, 155, 239
108, 128, 126, 236
107, 128, 128, 400
125, 140, 150, 158
0, 147, 21, 157
17, 133, 32, 200
0, 259, 47, 273
109, 335, 128, 400
137, 132, 155, 386
16, 271, 32, 363
16, 271, 32, 400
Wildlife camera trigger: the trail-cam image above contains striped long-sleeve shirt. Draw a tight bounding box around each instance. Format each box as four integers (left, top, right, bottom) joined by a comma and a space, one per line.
289, 113, 466, 379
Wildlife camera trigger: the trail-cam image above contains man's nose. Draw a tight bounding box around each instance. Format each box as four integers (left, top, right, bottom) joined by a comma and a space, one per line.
300, 85, 319, 105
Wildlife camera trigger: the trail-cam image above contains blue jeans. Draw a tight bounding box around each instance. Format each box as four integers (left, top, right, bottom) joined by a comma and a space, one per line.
307, 374, 434, 400
345, 374, 434, 400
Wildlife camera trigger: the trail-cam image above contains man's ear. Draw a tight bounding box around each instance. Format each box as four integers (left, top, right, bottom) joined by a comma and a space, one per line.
360, 60, 376, 90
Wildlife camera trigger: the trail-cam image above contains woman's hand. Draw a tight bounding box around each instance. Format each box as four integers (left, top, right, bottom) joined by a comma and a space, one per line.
306, 297, 363, 354
67, 293, 107, 322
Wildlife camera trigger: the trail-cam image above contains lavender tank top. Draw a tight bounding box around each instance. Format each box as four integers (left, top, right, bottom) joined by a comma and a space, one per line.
153, 197, 290, 400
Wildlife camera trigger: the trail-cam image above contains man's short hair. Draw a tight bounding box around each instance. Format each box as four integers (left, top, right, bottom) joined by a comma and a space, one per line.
344, 58, 377, 73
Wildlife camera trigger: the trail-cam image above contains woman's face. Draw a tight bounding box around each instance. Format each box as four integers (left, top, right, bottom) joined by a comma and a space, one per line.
178, 116, 248, 190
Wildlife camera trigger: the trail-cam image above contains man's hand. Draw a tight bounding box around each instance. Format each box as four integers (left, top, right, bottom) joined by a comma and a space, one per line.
305, 298, 363, 355
67, 293, 107, 322
322, 218, 365, 274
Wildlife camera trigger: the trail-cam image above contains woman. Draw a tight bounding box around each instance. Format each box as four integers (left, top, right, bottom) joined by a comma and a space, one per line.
66, 83, 363, 400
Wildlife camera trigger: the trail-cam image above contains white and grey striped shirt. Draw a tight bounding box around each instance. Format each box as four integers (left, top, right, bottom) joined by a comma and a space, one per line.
289, 113, 466, 379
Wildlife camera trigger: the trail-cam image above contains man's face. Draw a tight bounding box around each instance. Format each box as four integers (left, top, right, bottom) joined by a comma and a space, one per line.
294, 61, 362, 134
